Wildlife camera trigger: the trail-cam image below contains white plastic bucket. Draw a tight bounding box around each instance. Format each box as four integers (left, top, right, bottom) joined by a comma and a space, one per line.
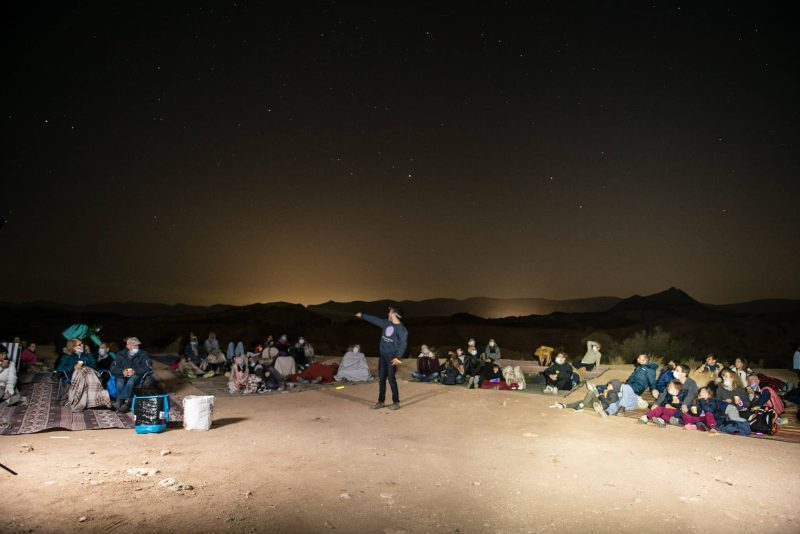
182, 395, 215, 431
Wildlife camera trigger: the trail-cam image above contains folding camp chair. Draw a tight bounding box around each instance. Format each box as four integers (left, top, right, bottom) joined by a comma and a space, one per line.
5, 342, 22, 373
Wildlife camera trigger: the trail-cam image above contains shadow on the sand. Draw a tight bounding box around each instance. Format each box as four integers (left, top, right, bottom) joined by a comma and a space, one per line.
211, 417, 248, 428
399, 389, 448, 407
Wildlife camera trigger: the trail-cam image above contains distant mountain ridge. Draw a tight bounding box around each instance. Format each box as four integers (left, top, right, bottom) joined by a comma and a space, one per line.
309, 296, 623, 319
2, 289, 800, 319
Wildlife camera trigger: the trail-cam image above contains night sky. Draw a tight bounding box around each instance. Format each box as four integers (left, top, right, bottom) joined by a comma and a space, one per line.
3, 2, 798, 306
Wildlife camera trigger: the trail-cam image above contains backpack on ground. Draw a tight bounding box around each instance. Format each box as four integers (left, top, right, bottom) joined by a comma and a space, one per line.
441, 367, 460, 386
748, 407, 778, 435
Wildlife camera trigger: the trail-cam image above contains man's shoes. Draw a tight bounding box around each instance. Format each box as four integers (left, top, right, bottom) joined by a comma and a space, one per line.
390, 403, 400, 410
586, 382, 598, 394
653, 417, 667, 428
186, 372, 197, 379
668, 417, 682, 426
203, 371, 216, 378
638, 415, 648, 424
593, 401, 607, 418
573, 402, 585, 412
119, 401, 131, 414
616, 407, 626, 416
372, 402, 385, 410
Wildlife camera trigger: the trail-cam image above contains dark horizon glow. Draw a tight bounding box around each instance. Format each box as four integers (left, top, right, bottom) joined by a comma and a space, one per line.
2, 3, 799, 307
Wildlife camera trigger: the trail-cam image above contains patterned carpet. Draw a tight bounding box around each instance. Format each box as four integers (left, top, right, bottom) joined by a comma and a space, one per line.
620, 391, 800, 444
0, 375, 183, 435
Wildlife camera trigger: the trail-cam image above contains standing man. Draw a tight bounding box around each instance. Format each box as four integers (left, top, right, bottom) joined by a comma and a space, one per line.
356, 306, 408, 410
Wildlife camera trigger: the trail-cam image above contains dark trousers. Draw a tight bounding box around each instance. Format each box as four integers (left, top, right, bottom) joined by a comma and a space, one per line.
378, 357, 399, 404
545, 375, 572, 390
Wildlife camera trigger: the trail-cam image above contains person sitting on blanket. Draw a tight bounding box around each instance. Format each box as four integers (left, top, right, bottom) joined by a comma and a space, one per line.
63, 346, 111, 413
20, 342, 39, 366
653, 359, 678, 396
686, 386, 749, 434
478, 361, 506, 389
0, 345, 21, 405
274, 334, 292, 355
111, 337, 153, 413
201, 348, 228, 375
502, 365, 526, 390
696, 354, 722, 376
334, 345, 372, 382
204, 332, 220, 354
484, 339, 502, 362
178, 354, 215, 379
679, 387, 719, 432
746, 375, 784, 415
715, 369, 749, 410
639, 380, 685, 428
552, 379, 621, 416
542, 353, 573, 394
184, 333, 206, 364
657, 363, 697, 408
229, 355, 263, 394
291, 336, 316, 368
411, 345, 441, 382
293, 362, 340, 384
463, 346, 484, 389
730, 357, 752, 388
57, 338, 97, 376
590, 353, 657, 399
440, 353, 464, 385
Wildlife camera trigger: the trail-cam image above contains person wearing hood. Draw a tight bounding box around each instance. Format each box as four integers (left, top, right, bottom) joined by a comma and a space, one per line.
110, 337, 153, 413
484, 339, 502, 362
335, 345, 372, 382
184, 333, 206, 364
274, 335, 291, 356
576, 341, 602, 371
411, 344, 441, 383
291, 336, 315, 367
543, 352, 573, 394
204, 332, 220, 354
552, 379, 621, 417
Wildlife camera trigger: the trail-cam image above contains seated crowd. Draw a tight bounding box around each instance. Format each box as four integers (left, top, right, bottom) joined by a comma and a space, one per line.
550, 352, 797, 437
3, 328, 797, 443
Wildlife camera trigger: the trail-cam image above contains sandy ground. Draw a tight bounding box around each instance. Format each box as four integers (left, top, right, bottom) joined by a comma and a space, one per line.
1, 362, 798, 534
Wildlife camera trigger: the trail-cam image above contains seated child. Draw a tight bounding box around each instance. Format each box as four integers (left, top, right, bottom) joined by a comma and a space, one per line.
680, 387, 720, 432
639, 380, 684, 428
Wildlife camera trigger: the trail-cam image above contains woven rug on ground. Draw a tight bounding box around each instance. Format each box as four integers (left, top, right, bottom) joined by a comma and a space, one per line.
0, 378, 184, 435
619, 391, 800, 444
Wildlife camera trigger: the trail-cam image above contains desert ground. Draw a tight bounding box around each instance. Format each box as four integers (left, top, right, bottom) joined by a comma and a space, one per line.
1, 359, 798, 534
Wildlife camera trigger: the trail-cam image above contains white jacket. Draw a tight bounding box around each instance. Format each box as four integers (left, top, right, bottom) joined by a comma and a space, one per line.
0, 364, 17, 395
